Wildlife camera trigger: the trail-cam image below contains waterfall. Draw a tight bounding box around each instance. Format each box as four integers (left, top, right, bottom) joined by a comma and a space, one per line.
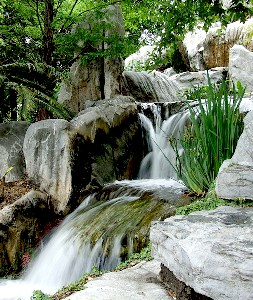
0, 103, 189, 300
138, 103, 190, 180
123, 70, 181, 102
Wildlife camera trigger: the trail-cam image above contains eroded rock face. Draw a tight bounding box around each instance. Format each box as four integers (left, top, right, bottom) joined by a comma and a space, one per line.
150, 206, 253, 300
0, 190, 57, 276
70, 96, 143, 194
216, 110, 253, 199
203, 19, 253, 69
0, 121, 30, 182
58, 4, 124, 113
181, 18, 253, 71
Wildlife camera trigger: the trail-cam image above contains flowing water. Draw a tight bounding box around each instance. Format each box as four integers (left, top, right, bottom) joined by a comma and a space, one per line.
0, 104, 189, 300
138, 105, 190, 180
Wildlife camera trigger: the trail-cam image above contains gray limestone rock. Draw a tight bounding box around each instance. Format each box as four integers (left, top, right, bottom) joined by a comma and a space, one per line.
229, 45, 253, 95
65, 260, 173, 300
150, 206, 253, 300
0, 121, 30, 182
216, 110, 253, 199
23, 97, 143, 213
23, 119, 74, 212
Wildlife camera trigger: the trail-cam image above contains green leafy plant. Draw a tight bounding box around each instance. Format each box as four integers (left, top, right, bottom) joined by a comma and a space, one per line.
30, 290, 52, 300
173, 78, 245, 194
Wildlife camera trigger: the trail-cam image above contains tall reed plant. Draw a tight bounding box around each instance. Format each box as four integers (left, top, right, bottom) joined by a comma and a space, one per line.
174, 77, 245, 194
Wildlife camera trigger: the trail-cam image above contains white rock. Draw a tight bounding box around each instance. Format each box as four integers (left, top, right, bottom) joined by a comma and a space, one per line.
229, 44, 253, 95
150, 206, 253, 300
216, 110, 253, 199
23, 119, 73, 212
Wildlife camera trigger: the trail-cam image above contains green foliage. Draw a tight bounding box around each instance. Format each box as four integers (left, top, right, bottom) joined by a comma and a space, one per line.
173, 78, 245, 194
115, 243, 152, 270
176, 184, 253, 215
30, 290, 52, 300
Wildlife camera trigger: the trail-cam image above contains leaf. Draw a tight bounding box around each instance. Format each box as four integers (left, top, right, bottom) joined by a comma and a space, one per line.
3, 166, 14, 177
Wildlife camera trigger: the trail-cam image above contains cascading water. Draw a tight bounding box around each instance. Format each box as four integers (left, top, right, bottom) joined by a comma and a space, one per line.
0, 104, 189, 300
138, 103, 190, 180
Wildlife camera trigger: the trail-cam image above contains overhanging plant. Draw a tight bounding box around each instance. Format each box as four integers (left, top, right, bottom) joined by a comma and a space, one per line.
173, 77, 245, 195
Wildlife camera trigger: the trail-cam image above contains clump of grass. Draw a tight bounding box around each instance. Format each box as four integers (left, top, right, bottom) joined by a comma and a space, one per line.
174, 77, 245, 194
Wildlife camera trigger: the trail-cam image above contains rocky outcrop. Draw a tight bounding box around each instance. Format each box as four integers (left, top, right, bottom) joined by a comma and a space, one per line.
150, 206, 253, 300
0, 190, 57, 276
123, 68, 226, 102
182, 18, 253, 71
229, 45, 253, 94
23, 96, 143, 213
70, 97, 143, 197
58, 4, 125, 113
0, 121, 30, 182
215, 110, 253, 199
203, 19, 253, 69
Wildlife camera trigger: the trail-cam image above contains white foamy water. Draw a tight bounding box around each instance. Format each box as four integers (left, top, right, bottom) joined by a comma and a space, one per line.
138, 110, 190, 180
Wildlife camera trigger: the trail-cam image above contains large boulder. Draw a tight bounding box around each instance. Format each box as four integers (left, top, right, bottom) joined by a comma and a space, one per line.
58, 4, 124, 113
0, 190, 57, 276
23, 119, 74, 213
229, 45, 253, 94
70, 96, 143, 190
150, 206, 253, 300
23, 96, 143, 213
216, 110, 253, 199
0, 121, 30, 182
203, 19, 253, 69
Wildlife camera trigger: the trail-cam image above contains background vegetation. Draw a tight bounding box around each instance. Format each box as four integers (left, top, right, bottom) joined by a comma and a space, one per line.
1, 0, 252, 122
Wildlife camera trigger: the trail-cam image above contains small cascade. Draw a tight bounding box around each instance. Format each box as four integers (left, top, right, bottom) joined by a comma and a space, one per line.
0, 179, 186, 300
123, 70, 181, 102
0, 101, 192, 300
138, 104, 190, 180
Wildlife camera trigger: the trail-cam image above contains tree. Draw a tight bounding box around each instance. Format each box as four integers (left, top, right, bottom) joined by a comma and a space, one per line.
0, 0, 124, 121
121, 0, 253, 69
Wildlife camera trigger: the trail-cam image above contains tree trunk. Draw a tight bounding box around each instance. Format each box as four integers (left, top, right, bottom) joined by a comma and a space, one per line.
38, 0, 54, 120
43, 0, 54, 66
